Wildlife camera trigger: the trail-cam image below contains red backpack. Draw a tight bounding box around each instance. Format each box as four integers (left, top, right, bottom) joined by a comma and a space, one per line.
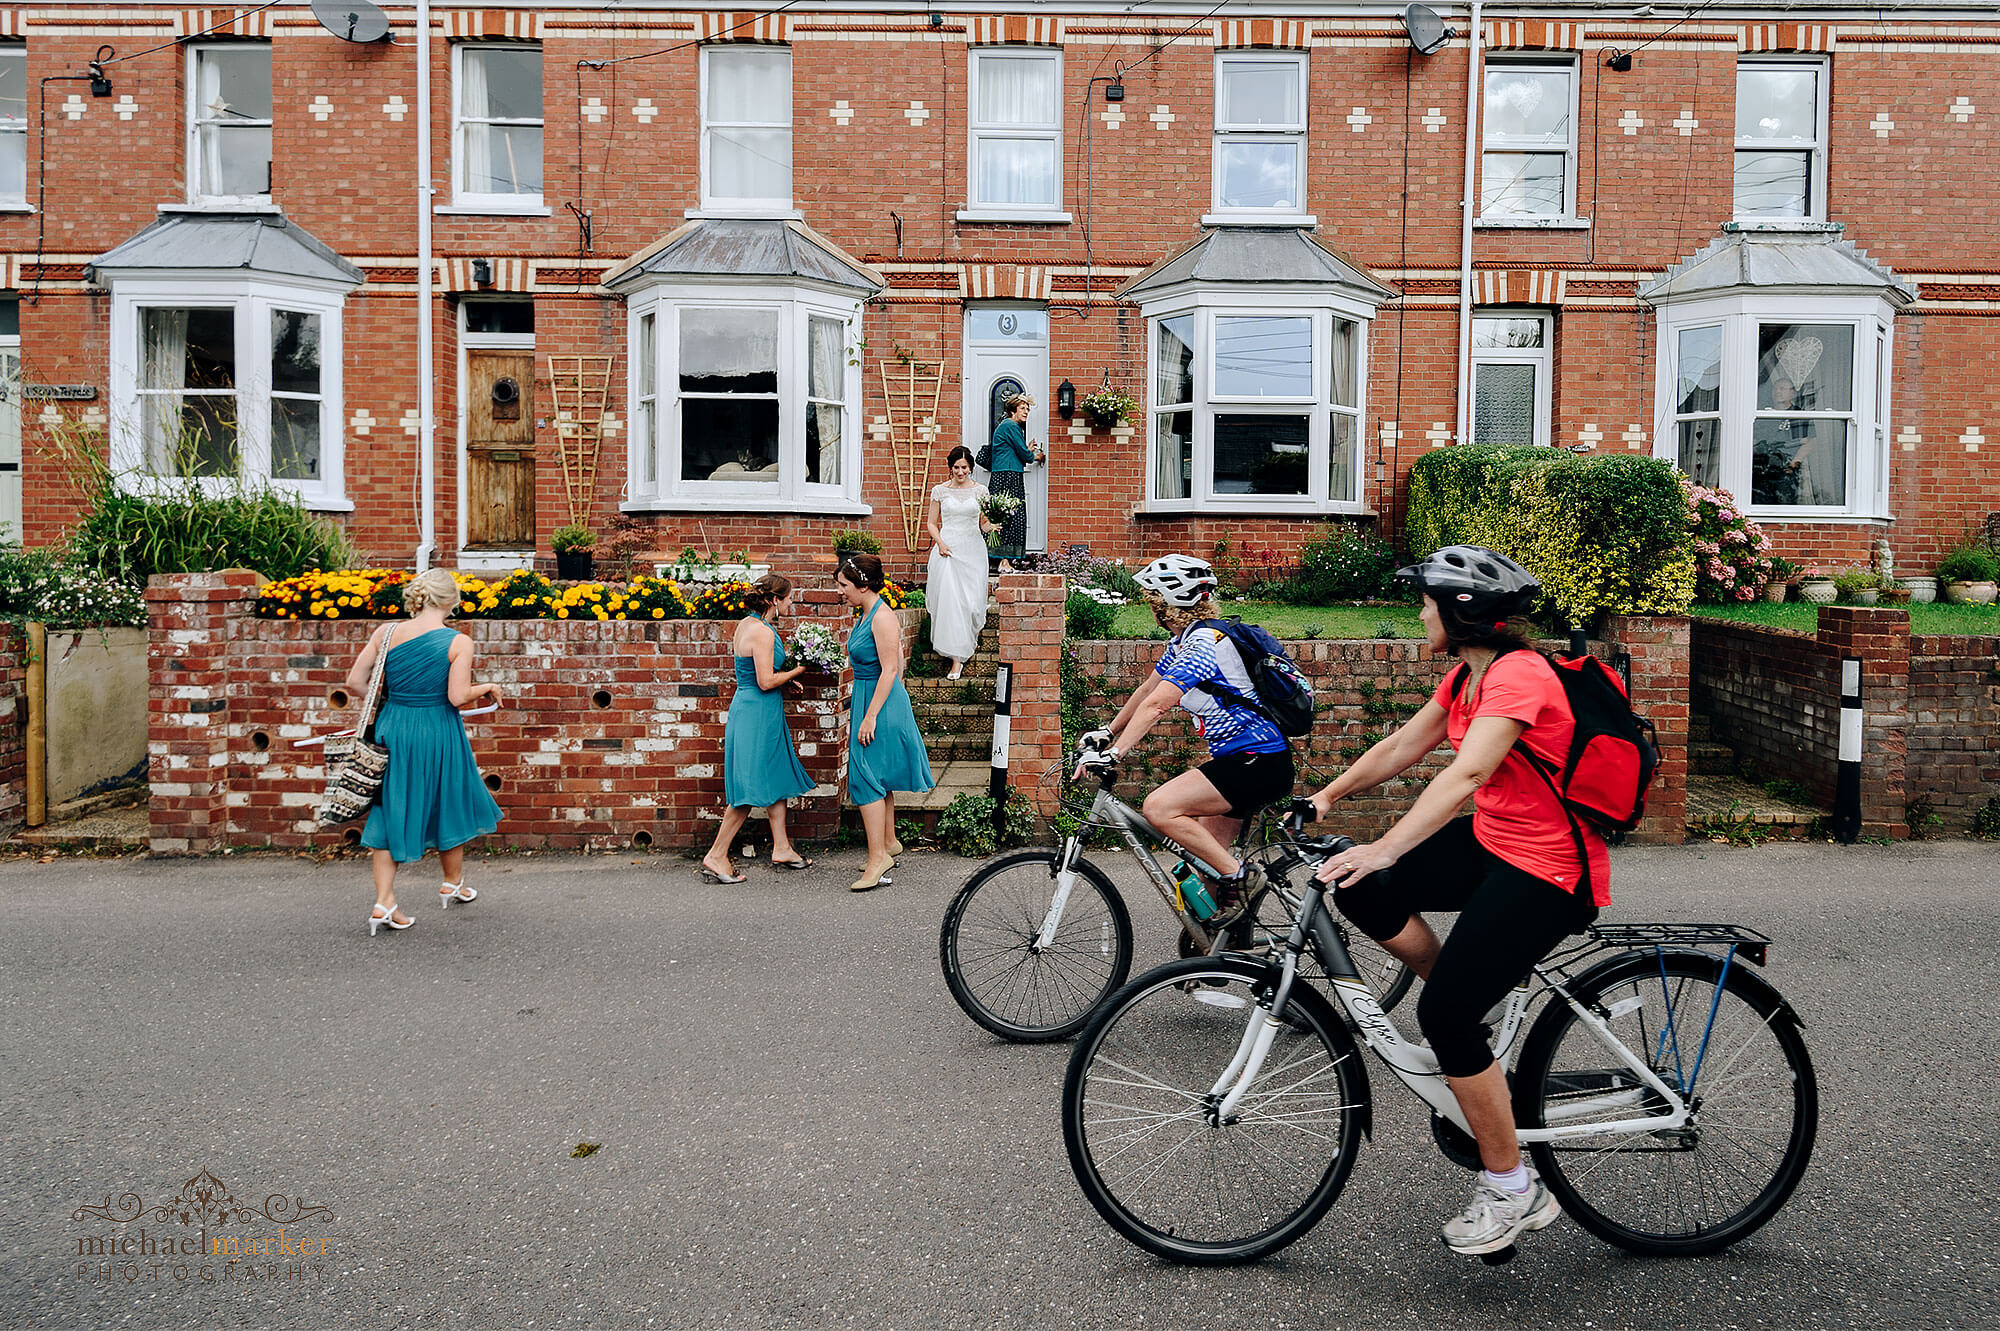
1450, 650, 1660, 861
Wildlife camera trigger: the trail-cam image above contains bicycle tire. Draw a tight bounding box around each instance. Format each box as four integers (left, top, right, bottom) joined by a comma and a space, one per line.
1517, 949, 1818, 1257
1063, 956, 1370, 1264
939, 851, 1134, 1042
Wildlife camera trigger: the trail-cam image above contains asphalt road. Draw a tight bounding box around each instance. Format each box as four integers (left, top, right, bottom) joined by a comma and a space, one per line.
2, 839, 1996, 1331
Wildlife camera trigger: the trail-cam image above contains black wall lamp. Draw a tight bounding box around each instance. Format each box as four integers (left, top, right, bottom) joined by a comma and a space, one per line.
89, 44, 114, 96
1056, 379, 1076, 420
1605, 50, 1634, 72
1104, 78, 1125, 103
471, 258, 494, 287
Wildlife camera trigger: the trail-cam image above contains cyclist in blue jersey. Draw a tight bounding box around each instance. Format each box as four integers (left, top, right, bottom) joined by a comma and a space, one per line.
1079, 554, 1293, 921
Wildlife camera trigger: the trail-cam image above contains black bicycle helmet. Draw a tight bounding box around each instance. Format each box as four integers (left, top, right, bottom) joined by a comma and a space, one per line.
1396, 545, 1540, 631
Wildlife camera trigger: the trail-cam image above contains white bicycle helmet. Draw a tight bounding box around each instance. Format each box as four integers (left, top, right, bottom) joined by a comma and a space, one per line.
1396, 545, 1541, 629
1134, 553, 1219, 608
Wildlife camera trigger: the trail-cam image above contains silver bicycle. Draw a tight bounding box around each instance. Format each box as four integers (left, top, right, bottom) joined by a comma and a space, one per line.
938, 755, 1410, 1043
1061, 814, 1819, 1265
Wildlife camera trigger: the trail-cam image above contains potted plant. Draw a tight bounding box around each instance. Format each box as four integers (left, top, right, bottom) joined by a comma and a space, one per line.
1879, 578, 1912, 604
831, 528, 884, 561
1078, 387, 1138, 432
658, 545, 769, 584
1797, 564, 1837, 604
1937, 542, 2000, 605
552, 524, 597, 581
1832, 568, 1880, 605
1903, 573, 1938, 604
1762, 557, 1798, 602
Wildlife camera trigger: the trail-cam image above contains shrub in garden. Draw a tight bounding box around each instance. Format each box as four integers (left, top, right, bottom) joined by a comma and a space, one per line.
934, 789, 1039, 858
1285, 526, 1398, 603
1065, 589, 1119, 639
1686, 484, 1777, 603
831, 528, 883, 556
1936, 542, 2000, 585
1405, 445, 1695, 626
0, 546, 147, 628
66, 484, 358, 584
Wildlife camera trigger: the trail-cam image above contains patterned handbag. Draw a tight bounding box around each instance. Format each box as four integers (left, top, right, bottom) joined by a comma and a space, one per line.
316, 632, 392, 827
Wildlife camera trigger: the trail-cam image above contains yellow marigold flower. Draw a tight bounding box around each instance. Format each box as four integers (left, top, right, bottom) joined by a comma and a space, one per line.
652, 607, 664, 618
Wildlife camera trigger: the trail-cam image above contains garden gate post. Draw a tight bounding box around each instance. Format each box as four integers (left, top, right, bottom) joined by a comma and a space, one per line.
146, 570, 261, 853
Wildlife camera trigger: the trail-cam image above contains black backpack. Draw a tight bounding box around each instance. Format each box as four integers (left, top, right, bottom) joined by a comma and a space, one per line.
1191, 618, 1317, 738
1450, 649, 1660, 889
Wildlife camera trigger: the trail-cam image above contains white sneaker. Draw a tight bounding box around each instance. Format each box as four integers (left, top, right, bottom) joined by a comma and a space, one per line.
1441, 1169, 1561, 1255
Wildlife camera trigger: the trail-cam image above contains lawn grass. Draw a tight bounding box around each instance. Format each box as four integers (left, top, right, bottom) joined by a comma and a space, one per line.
1689, 600, 2000, 635
1095, 598, 1999, 640
1107, 601, 1426, 640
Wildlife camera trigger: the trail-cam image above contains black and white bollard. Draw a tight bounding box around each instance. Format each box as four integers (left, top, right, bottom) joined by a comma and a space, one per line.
1832, 655, 1862, 844
990, 663, 1012, 842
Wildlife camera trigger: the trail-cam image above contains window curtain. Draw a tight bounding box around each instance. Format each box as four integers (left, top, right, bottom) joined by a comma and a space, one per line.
806, 316, 843, 486
460, 51, 492, 193
139, 309, 189, 474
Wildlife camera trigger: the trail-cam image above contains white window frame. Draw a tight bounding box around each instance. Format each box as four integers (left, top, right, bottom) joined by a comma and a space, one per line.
623, 282, 867, 515
451, 43, 545, 212
699, 45, 794, 217
186, 43, 272, 207
1480, 56, 1579, 222
1733, 57, 1828, 223
1651, 292, 1894, 522
961, 47, 1067, 223
1141, 294, 1371, 515
0, 47, 26, 207
1207, 51, 1312, 225
106, 276, 348, 511
1469, 309, 1553, 449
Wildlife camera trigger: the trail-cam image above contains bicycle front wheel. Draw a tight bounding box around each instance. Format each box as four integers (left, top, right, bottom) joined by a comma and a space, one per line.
1063, 957, 1369, 1264
1518, 950, 1818, 1257
939, 851, 1134, 1042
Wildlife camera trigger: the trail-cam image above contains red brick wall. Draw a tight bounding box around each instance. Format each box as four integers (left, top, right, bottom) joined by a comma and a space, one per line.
145, 571, 857, 852
1068, 619, 1690, 846
13, 9, 1999, 576
1691, 609, 1996, 838
0, 624, 26, 827
1909, 634, 2000, 834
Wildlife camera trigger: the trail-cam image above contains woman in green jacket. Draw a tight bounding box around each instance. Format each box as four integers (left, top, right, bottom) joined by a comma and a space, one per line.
985, 392, 1043, 572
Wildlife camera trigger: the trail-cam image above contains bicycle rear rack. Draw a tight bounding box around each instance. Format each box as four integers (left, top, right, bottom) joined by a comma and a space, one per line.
1585, 922, 1772, 967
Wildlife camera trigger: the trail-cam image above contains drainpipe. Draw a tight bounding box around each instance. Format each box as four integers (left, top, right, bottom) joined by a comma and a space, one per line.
1454, 1, 1484, 447
414, 0, 437, 572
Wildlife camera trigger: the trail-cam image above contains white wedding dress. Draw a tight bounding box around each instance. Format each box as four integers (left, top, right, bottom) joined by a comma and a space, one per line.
926, 482, 990, 662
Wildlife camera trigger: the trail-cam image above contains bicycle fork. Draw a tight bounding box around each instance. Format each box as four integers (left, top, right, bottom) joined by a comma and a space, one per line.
1032, 837, 1087, 951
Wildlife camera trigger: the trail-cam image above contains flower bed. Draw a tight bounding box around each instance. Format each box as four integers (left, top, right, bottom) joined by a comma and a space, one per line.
258, 568, 911, 622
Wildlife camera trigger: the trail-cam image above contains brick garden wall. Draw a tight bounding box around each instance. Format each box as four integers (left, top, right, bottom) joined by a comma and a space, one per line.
1692, 609, 1999, 837
145, 571, 1069, 853
1067, 615, 1690, 846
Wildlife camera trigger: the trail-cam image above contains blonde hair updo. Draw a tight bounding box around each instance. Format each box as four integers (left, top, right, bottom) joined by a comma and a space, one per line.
401, 568, 463, 615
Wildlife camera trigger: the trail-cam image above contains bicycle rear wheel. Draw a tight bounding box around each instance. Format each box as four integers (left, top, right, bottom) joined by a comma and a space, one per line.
1518, 950, 1818, 1257
1062, 957, 1369, 1264
939, 851, 1134, 1042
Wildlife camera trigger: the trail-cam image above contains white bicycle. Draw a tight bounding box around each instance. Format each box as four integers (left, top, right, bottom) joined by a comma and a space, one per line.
1061, 813, 1819, 1265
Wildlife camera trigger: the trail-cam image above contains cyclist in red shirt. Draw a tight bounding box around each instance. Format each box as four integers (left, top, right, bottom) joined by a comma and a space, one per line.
1304, 545, 1603, 1258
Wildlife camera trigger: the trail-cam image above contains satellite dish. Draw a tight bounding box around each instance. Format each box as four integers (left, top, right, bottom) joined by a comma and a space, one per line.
312, 0, 390, 43
1402, 4, 1456, 56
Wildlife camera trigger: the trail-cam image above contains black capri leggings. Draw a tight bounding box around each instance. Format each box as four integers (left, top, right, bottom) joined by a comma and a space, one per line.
1333, 816, 1598, 1079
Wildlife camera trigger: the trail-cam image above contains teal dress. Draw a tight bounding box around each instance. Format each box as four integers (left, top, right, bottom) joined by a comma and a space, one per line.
723, 616, 814, 809
846, 599, 935, 806
360, 627, 502, 863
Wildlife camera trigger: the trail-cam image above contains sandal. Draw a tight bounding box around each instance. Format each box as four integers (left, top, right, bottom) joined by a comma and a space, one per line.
770, 857, 815, 871
697, 865, 748, 885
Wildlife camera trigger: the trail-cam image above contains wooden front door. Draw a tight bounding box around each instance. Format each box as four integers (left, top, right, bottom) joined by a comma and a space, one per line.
465, 349, 535, 548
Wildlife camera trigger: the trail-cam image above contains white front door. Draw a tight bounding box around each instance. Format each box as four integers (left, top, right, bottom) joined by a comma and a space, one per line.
963, 305, 1049, 554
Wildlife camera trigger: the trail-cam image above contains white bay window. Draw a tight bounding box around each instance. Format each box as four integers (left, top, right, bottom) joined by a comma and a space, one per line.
625, 287, 863, 513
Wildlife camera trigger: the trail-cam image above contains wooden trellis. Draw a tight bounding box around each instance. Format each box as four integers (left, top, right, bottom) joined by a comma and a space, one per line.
878, 359, 946, 552
546, 355, 615, 527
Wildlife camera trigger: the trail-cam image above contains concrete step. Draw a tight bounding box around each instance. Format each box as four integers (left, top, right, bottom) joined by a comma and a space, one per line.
1689, 741, 1739, 776
925, 733, 997, 762
905, 676, 1002, 705
900, 760, 997, 811
10, 800, 149, 851
1685, 774, 1824, 836
910, 700, 996, 728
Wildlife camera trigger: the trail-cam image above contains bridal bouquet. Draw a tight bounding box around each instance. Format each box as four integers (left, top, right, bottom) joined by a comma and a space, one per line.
789, 621, 843, 674
981, 491, 1023, 548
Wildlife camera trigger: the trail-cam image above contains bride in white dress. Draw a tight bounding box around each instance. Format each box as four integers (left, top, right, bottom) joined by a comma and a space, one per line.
925, 446, 994, 680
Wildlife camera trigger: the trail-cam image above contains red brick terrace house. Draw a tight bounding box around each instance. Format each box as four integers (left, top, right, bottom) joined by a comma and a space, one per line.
4, 1, 1996, 579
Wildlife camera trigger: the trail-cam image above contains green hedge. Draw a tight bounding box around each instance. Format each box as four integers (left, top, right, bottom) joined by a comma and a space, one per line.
1404, 446, 1695, 627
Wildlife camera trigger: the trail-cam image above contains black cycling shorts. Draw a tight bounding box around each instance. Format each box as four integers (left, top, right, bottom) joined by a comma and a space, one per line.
1196, 750, 1296, 822
1333, 815, 1598, 1078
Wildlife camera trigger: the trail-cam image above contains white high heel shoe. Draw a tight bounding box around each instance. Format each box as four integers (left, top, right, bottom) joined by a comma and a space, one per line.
369, 904, 415, 935
440, 881, 478, 909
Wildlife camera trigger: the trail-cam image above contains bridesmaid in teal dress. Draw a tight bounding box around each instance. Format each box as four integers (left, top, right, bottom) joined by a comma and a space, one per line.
699, 573, 818, 884
835, 553, 934, 892
343, 569, 504, 935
